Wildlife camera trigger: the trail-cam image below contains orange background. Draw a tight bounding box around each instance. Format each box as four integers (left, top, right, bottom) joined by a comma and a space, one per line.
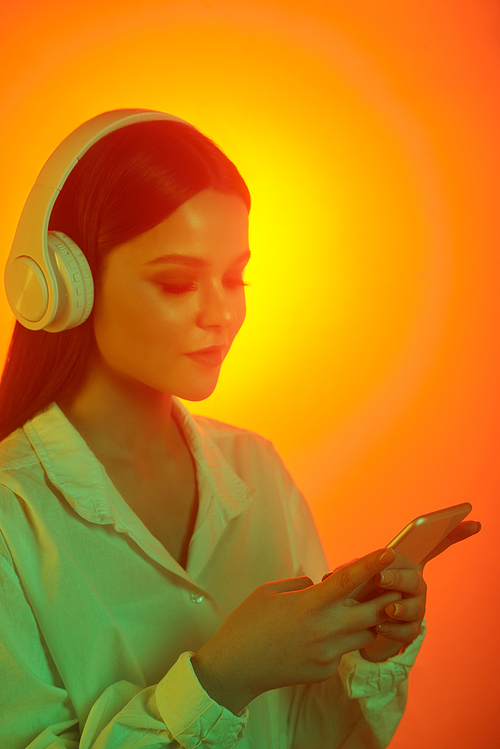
1, 1, 498, 746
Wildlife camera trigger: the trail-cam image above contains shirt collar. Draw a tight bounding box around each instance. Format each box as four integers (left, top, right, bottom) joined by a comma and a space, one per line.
23, 399, 254, 529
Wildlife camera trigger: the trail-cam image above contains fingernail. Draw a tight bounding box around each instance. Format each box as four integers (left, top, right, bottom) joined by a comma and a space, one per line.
474, 521, 481, 533
377, 548, 396, 564
393, 603, 403, 617
379, 571, 394, 585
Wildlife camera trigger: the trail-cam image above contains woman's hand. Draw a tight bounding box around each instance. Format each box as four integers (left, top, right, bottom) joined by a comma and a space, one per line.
192, 548, 402, 714
359, 560, 426, 661
359, 519, 481, 662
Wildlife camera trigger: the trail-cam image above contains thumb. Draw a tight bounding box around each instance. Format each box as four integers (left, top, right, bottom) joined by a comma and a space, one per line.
421, 520, 481, 566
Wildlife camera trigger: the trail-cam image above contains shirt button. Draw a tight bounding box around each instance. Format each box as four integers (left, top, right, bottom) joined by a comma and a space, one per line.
190, 592, 204, 604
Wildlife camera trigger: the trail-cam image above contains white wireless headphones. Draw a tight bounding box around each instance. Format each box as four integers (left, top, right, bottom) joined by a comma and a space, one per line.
4, 108, 193, 332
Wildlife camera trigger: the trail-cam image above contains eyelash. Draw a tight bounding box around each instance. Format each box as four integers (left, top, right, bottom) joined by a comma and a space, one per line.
160, 280, 249, 295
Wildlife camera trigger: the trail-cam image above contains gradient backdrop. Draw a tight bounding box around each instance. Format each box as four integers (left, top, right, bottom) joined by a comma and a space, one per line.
1, 1, 499, 746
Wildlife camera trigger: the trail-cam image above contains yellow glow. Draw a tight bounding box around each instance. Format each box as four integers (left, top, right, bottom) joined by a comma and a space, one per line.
0, 4, 497, 743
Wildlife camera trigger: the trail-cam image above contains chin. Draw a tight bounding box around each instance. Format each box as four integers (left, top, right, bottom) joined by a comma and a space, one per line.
174, 378, 219, 402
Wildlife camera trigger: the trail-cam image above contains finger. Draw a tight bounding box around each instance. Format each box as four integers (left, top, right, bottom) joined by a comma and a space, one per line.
384, 597, 425, 622
377, 568, 425, 596
322, 558, 360, 581
341, 590, 402, 633
265, 576, 314, 593
321, 548, 397, 601
345, 551, 422, 603
339, 628, 379, 655
420, 520, 481, 566
375, 619, 422, 643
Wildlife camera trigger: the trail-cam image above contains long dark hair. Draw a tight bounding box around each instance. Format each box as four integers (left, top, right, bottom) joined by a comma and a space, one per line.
0, 119, 251, 442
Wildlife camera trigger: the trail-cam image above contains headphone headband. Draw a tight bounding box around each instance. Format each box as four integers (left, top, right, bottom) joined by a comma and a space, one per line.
4, 109, 193, 332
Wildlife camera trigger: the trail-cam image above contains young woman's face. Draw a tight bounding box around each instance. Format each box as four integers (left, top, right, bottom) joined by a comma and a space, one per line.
91, 189, 250, 401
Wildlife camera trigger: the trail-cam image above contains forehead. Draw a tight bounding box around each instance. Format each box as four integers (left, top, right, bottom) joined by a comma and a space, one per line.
110, 190, 249, 268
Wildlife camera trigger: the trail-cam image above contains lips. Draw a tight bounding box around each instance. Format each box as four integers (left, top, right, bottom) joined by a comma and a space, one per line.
185, 345, 225, 368
188, 345, 225, 355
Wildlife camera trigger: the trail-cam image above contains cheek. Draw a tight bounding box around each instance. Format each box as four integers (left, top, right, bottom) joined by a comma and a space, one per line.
232, 296, 247, 338
92, 286, 149, 360
93, 284, 195, 366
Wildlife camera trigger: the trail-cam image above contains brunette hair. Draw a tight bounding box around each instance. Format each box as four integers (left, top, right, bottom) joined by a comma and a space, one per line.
0, 119, 251, 442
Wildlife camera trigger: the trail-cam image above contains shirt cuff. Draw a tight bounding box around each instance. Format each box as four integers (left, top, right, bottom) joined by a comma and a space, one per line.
338, 619, 427, 699
156, 651, 249, 749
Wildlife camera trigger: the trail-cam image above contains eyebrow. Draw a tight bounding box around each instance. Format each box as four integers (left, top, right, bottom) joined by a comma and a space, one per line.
145, 249, 251, 267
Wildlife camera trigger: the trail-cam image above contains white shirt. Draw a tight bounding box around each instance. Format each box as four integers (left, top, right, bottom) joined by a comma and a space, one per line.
0, 398, 425, 748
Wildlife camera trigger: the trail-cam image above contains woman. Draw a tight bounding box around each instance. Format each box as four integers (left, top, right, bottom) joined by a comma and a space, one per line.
0, 110, 480, 748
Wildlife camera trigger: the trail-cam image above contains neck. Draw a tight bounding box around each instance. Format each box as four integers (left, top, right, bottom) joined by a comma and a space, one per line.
57, 353, 181, 469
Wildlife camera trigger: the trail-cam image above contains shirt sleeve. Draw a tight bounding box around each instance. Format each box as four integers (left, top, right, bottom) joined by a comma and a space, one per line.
286, 625, 425, 749
0, 529, 248, 749
335, 621, 426, 748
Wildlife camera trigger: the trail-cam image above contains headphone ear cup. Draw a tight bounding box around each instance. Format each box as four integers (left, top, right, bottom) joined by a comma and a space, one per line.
44, 231, 94, 332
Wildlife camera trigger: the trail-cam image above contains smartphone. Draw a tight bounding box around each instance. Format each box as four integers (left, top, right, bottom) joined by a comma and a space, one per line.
385, 502, 472, 565
347, 501, 473, 602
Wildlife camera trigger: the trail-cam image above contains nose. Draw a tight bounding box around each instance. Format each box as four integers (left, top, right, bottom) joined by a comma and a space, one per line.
196, 283, 238, 330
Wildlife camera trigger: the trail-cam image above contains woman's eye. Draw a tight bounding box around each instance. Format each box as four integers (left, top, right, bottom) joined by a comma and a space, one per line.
158, 278, 249, 295
224, 277, 249, 288
160, 282, 196, 295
